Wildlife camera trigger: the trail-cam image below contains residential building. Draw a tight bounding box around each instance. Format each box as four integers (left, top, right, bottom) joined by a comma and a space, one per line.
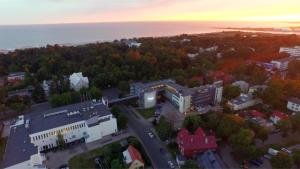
207, 71, 234, 84
69, 72, 89, 91
123, 145, 144, 169
232, 80, 250, 93
7, 86, 34, 98
199, 46, 218, 53
227, 93, 261, 111
41, 80, 52, 97
130, 79, 222, 113
287, 97, 300, 112
248, 85, 267, 94
7, 72, 25, 85
177, 128, 217, 158
197, 150, 226, 169
123, 39, 142, 48
271, 57, 300, 70
3, 100, 118, 169
279, 46, 300, 57
187, 53, 199, 59
270, 111, 289, 124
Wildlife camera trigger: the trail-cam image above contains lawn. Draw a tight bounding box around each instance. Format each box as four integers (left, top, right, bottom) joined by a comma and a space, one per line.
68, 137, 151, 169
0, 137, 7, 163
137, 108, 155, 119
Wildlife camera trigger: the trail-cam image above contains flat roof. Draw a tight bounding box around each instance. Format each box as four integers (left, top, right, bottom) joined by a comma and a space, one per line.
28, 101, 111, 134
3, 124, 37, 168
3, 101, 111, 168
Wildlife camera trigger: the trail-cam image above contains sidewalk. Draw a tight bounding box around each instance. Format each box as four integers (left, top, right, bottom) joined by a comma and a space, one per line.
45, 130, 133, 169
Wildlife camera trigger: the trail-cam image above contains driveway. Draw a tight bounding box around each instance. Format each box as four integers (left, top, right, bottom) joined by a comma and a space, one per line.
45, 131, 132, 169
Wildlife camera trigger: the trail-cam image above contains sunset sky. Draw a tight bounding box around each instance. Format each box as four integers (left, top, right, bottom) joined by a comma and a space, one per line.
1, 0, 300, 25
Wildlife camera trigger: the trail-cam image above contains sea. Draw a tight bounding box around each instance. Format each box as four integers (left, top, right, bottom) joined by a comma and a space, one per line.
0, 21, 299, 51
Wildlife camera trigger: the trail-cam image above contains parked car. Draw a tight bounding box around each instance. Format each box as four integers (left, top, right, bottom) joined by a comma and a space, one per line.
250, 160, 260, 167
59, 164, 69, 169
168, 161, 175, 169
148, 132, 155, 138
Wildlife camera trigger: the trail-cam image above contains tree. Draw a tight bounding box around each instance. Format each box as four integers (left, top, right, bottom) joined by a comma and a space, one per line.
255, 126, 270, 143
110, 159, 123, 169
182, 115, 203, 133
292, 149, 300, 168
182, 160, 198, 169
56, 132, 65, 148
223, 85, 241, 100
89, 86, 102, 99
155, 117, 173, 141
110, 106, 128, 129
276, 120, 292, 137
32, 84, 46, 103
270, 152, 293, 169
229, 128, 254, 147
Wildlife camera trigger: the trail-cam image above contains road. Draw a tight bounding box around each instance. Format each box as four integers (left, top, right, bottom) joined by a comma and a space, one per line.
121, 106, 175, 169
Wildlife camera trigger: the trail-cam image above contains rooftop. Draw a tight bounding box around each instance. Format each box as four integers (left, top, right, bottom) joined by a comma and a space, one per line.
229, 93, 253, 105
7, 72, 25, 77
288, 97, 300, 105
3, 101, 111, 168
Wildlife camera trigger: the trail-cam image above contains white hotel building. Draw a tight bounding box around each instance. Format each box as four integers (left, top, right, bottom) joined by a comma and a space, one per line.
3, 101, 118, 169
279, 46, 300, 57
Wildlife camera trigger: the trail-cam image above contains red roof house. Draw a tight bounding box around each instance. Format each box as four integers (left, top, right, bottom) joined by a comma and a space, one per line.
250, 110, 264, 118
177, 128, 217, 158
270, 111, 289, 124
123, 145, 144, 169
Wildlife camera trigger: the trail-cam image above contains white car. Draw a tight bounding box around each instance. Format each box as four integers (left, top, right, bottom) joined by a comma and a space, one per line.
148, 132, 154, 138
168, 161, 175, 169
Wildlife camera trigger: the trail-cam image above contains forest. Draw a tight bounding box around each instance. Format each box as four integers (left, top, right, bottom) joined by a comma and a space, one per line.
1, 31, 300, 119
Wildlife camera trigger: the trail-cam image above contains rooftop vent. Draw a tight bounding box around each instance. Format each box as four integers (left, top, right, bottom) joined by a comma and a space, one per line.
67, 110, 81, 117
25, 119, 30, 129
44, 110, 68, 118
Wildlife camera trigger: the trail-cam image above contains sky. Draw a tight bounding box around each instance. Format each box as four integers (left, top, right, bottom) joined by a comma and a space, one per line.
1, 0, 300, 25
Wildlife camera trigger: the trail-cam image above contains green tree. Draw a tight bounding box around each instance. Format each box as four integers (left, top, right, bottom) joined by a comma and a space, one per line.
89, 86, 102, 99
110, 106, 128, 129
270, 152, 293, 169
110, 159, 123, 169
255, 126, 270, 143
276, 120, 292, 137
292, 149, 300, 168
182, 160, 198, 169
229, 128, 254, 147
155, 117, 172, 141
182, 115, 203, 133
223, 85, 241, 100
32, 84, 46, 103
56, 132, 65, 148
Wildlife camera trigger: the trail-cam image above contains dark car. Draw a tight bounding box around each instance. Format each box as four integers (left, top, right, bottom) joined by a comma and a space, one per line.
250, 160, 260, 167
58, 164, 69, 169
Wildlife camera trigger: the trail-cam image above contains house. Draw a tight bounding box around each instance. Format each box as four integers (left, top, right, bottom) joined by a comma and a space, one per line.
69, 72, 89, 91
248, 85, 267, 94
270, 112, 289, 124
197, 150, 226, 169
227, 93, 261, 111
207, 71, 234, 84
123, 145, 144, 169
248, 110, 272, 127
199, 46, 218, 53
177, 128, 217, 158
7, 72, 25, 85
42, 80, 52, 97
287, 97, 300, 112
3, 100, 118, 169
187, 53, 199, 59
232, 80, 250, 93
271, 57, 300, 70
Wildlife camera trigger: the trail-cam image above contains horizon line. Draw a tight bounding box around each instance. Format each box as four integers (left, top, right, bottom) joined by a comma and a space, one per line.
0, 19, 299, 27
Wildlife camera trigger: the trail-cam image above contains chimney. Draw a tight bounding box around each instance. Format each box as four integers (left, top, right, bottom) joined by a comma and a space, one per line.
205, 137, 208, 144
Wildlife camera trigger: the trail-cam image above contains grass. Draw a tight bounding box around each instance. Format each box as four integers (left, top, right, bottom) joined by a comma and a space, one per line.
137, 108, 155, 119
0, 137, 7, 163
68, 146, 104, 169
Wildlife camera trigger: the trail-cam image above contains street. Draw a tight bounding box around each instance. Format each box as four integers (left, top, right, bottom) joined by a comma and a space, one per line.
121, 106, 176, 169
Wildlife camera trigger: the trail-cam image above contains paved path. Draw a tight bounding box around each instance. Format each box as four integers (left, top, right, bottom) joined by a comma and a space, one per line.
45, 131, 132, 169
